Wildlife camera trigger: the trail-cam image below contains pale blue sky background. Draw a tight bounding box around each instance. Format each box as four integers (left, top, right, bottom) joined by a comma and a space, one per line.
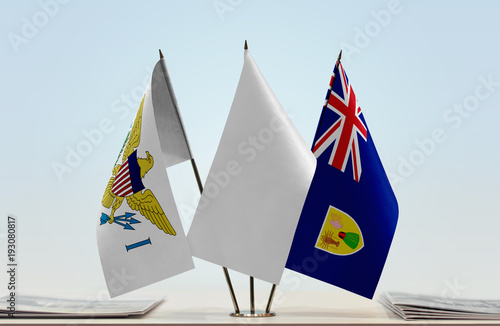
1, 0, 499, 303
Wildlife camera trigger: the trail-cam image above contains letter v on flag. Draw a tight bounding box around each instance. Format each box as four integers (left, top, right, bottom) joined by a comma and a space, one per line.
286, 57, 398, 299
97, 54, 194, 297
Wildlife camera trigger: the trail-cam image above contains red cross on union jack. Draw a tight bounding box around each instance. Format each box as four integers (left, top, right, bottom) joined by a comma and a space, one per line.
312, 62, 368, 182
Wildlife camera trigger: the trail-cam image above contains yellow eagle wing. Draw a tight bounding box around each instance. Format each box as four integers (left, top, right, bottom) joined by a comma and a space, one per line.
123, 95, 145, 160
126, 189, 176, 236
101, 176, 116, 208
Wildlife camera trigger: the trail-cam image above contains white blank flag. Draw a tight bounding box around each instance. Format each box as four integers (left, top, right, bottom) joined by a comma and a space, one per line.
187, 50, 316, 284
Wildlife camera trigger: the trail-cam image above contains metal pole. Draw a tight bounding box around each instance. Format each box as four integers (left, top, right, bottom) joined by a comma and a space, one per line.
223, 265, 240, 314
189, 157, 240, 314
265, 284, 277, 314
250, 276, 255, 314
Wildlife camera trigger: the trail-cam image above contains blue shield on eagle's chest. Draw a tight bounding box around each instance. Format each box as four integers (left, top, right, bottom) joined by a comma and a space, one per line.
111, 150, 146, 197
286, 62, 398, 299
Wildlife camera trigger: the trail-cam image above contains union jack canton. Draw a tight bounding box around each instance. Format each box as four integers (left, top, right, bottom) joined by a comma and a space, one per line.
312, 62, 368, 182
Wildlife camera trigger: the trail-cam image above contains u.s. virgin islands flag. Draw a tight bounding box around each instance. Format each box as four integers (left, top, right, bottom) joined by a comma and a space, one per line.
285, 59, 398, 299
97, 55, 194, 297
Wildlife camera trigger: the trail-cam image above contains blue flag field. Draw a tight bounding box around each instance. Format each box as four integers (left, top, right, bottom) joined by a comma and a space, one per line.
286, 59, 399, 299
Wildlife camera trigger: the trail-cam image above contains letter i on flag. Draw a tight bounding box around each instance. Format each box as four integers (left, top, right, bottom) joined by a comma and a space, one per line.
286, 52, 399, 299
97, 51, 194, 297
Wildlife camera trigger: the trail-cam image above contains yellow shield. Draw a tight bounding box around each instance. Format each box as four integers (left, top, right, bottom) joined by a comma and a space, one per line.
315, 206, 364, 255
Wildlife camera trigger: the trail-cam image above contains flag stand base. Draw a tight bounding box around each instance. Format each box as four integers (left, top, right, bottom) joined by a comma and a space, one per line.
228, 277, 277, 317
230, 311, 276, 317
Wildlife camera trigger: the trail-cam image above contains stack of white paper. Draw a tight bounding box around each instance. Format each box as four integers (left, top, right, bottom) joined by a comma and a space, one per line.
0, 294, 163, 318
380, 292, 500, 320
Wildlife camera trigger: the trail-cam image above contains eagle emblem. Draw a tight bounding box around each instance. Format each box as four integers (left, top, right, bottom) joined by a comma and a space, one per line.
100, 95, 176, 236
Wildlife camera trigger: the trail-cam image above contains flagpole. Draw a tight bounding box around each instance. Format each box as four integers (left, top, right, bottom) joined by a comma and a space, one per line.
159, 49, 240, 315
250, 276, 255, 314
238, 40, 277, 318
190, 159, 240, 315
311, 49, 342, 146
265, 284, 277, 314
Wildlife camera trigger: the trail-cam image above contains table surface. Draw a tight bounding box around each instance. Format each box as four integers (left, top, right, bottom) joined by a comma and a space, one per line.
2, 289, 499, 325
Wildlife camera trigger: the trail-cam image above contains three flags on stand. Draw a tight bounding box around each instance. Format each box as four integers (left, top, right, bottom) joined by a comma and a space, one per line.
97, 55, 194, 297
96, 46, 398, 300
286, 57, 399, 299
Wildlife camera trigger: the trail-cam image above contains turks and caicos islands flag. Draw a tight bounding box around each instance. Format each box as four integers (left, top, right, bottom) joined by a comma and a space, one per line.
285, 58, 398, 299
